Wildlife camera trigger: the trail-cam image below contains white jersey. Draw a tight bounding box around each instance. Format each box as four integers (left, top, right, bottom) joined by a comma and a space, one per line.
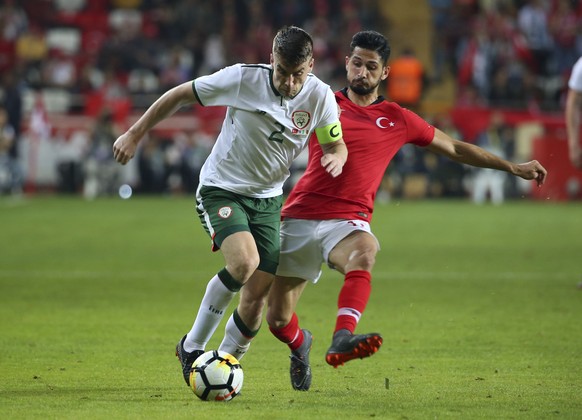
569, 57, 582, 92
193, 63, 339, 198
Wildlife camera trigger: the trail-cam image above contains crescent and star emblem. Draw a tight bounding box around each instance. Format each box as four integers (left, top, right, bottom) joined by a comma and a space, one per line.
376, 117, 395, 129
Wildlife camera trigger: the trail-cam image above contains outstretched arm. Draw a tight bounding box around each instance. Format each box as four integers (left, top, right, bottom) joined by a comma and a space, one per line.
565, 87, 582, 169
426, 127, 547, 186
113, 82, 198, 165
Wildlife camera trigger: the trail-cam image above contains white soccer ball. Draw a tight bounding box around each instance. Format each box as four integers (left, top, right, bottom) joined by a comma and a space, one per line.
190, 350, 244, 401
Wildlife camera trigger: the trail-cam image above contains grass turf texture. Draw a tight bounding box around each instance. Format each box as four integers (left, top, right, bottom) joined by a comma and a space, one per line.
1, 196, 581, 419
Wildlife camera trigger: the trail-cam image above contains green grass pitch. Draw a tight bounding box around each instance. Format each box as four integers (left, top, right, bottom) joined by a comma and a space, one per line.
1, 196, 581, 419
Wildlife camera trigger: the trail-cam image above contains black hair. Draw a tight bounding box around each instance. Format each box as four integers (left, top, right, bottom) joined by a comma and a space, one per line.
272, 26, 314, 67
349, 30, 391, 64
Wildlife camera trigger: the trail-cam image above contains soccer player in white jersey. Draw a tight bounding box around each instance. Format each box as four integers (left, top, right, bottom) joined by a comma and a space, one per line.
566, 56, 582, 169
112, 26, 348, 387
265, 30, 547, 391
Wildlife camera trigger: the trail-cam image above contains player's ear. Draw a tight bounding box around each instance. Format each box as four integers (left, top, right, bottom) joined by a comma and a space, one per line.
381, 65, 390, 81
345, 55, 350, 69
308, 57, 314, 72
270, 53, 274, 66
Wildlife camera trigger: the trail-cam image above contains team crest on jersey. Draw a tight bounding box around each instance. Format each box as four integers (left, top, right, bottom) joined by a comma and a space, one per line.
218, 206, 232, 218
292, 111, 310, 128
376, 117, 395, 129
291, 111, 311, 135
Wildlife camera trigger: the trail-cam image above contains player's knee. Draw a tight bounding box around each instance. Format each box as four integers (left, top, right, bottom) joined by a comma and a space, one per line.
347, 248, 376, 272
266, 309, 290, 329
361, 249, 377, 271
265, 297, 292, 328
229, 255, 260, 282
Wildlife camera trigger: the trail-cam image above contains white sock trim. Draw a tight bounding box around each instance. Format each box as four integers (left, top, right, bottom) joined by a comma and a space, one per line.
337, 307, 361, 322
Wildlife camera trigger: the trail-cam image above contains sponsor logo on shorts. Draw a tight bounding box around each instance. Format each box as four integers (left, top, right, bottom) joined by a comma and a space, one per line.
218, 206, 232, 218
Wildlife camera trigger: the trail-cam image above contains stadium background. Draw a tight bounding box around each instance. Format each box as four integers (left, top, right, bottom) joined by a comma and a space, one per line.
2, 2, 582, 417
1, 0, 582, 201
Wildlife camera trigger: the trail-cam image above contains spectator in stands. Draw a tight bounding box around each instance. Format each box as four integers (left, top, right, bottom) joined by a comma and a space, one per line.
471, 111, 511, 204
488, 63, 534, 109
41, 49, 77, 89
446, 0, 579, 111
427, 115, 466, 198
0, 0, 28, 42
74, 59, 104, 95
428, 0, 453, 83
0, 70, 23, 163
0, 104, 21, 195
548, 0, 581, 75
456, 16, 498, 101
15, 24, 48, 86
136, 133, 168, 194
270, 0, 312, 29
101, 66, 127, 101
517, 0, 553, 76
82, 108, 122, 199
386, 47, 425, 111
158, 46, 193, 91
176, 130, 213, 194
566, 56, 582, 169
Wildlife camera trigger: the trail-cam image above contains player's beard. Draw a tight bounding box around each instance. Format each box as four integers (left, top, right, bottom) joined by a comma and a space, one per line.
349, 78, 380, 96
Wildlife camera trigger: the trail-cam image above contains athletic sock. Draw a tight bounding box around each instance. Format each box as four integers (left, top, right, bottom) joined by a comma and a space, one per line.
269, 312, 304, 352
184, 269, 241, 353
334, 270, 372, 334
218, 309, 259, 361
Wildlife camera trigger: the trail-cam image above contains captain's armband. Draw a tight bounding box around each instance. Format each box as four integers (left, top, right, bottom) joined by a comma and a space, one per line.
315, 122, 342, 144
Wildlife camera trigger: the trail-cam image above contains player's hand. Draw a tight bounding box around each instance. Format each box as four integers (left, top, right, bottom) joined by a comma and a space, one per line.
515, 160, 547, 187
113, 132, 139, 165
320, 153, 344, 177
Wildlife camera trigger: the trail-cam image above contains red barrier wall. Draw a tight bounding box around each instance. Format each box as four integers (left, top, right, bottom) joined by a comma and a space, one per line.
531, 136, 582, 200
450, 106, 582, 201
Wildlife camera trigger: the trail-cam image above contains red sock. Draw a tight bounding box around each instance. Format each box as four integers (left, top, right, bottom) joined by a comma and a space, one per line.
335, 270, 372, 334
269, 312, 304, 352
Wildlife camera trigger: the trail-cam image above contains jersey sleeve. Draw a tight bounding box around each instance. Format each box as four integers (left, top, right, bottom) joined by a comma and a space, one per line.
402, 107, 435, 147
192, 64, 242, 107
317, 86, 341, 128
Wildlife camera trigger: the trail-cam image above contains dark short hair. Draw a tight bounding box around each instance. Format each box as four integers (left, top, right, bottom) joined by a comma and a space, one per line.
273, 26, 313, 67
350, 30, 391, 64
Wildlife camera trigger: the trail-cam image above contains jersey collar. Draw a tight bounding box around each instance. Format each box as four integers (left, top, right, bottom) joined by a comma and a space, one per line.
269, 67, 280, 97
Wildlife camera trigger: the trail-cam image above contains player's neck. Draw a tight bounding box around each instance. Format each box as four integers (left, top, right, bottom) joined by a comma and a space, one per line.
347, 88, 378, 107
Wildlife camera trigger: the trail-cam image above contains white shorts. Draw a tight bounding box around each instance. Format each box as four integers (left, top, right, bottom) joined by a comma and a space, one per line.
276, 218, 379, 283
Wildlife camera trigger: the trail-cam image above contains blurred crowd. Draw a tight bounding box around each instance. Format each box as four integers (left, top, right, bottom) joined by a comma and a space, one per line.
0, 0, 580, 201
0, 0, 384, 109
431, 0, 582, 111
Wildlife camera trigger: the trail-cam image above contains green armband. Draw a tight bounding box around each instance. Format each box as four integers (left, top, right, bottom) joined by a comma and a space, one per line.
315, 122, 342, 144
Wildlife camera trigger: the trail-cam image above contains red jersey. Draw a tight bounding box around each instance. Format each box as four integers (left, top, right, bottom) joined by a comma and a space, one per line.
282, 89, 435, 222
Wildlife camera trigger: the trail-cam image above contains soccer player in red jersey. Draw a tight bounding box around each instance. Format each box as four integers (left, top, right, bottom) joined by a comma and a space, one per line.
266, 30, 548, 391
